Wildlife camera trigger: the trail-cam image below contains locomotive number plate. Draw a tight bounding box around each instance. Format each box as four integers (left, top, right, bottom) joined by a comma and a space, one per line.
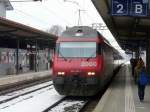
80, 62, 97, 67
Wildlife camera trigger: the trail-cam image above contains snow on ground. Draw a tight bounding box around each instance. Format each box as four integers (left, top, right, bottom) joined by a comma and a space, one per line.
0, 81, 52, 102
0, 86, 64, 112
48, 100, 86, 112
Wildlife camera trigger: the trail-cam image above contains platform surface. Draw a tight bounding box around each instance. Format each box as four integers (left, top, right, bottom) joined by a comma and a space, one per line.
93, 64, 150, 112
0, 70, 51, 87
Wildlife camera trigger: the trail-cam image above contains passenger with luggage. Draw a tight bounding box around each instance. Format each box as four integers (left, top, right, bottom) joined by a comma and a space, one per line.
135, 58, 148, 102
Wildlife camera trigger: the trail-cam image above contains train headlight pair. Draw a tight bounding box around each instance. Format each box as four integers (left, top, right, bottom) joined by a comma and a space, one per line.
57, 72, 65, 76
87, 72, 95, 76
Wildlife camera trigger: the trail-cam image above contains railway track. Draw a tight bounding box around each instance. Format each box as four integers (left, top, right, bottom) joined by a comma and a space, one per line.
0, 76, 51, 95
43, 97, 89, 112
43, 68, 121, 112
0, 68, 121, 112
42, 73, 118, 112
0, 83, 93, 112
0, 81, 53, 104
0, 82, 111, 112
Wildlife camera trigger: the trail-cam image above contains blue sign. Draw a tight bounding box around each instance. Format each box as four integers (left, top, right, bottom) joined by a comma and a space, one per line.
111, 0, 128, 15
130, 0, 149, 16
111, 0, 149, 16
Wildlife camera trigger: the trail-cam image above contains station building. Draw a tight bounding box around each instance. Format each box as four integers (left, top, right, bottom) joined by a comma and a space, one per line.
0, 0, 57, 76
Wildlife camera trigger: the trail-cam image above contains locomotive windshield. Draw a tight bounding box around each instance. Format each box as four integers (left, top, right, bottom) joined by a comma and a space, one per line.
57, 42, 96, 58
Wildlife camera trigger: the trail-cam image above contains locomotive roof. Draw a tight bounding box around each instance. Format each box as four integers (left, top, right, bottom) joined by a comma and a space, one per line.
60, 26, 112, 46
61, 26, 98, 38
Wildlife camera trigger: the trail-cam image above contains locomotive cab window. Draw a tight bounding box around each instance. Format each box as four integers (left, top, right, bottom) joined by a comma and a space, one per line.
57, 42, 96, 58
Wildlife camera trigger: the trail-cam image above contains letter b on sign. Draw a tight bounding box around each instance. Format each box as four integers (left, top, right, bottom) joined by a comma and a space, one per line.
135, 4, 143, 14
131, 0, 148, 16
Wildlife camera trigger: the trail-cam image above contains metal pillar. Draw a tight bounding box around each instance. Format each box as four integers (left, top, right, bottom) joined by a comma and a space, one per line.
131, 51, 134, 58
48, 41, 51, 69
135, 49, 140, 59
146, 39, 150, 73
16, 39, 19, 74
35, 40, 38, 72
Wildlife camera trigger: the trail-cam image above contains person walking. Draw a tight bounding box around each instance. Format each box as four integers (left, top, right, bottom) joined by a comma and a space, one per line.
134, 58, 144, 82
135, 58, 148, 102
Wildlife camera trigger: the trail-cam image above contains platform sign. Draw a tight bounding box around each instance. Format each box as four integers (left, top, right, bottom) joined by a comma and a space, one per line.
130, 0, 149, 16
111, 0, 129, 15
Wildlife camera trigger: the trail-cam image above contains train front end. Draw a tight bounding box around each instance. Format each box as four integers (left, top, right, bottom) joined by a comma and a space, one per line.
52, 26, 103, 96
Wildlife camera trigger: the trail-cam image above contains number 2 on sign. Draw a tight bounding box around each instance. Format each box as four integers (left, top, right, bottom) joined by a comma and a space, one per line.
117, 4, 123, 13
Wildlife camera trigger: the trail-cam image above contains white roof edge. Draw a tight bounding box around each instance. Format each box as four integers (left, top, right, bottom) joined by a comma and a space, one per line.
4, 0, 14, 10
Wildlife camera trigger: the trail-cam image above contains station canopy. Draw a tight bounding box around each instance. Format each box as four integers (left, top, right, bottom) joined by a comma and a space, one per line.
0, 17, 57, 49
92, 0, 150, 52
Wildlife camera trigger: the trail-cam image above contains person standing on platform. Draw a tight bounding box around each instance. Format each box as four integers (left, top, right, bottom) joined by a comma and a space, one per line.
135, 58, 147, 102
135, 58, 144, 82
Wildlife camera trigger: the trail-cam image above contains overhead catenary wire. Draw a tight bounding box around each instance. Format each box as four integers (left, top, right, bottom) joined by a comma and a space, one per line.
10, 0, 42, 2
40, 3, 72, 25
10, 0, 72, 26
10, 0, 105, 28
12, 8, 50, 25
10, 0, 92, 27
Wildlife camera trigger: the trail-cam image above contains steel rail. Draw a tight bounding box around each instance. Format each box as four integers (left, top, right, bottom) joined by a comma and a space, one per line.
0, 81, 53, 104
43, 97, 89, 112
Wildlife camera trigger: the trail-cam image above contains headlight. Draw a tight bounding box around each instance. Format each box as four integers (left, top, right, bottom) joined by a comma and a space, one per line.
58, 72, 65, 75
87, 72, 95, 76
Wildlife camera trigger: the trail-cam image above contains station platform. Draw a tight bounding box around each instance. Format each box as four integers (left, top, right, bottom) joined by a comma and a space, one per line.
93, 64, 150, 112
0, 70, 51, 90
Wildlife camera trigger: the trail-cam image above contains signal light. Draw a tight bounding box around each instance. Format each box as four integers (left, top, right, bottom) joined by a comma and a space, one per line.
87, 72, 95, 76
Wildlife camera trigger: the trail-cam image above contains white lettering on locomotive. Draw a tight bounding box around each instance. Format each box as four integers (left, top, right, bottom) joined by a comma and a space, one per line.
80, 62, 97, 67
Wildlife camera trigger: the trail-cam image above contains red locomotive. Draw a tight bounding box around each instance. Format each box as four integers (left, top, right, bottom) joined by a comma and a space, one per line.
52, 26, 122, 96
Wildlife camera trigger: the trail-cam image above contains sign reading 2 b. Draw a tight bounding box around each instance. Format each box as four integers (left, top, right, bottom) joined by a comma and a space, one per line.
111, 0, 149, 16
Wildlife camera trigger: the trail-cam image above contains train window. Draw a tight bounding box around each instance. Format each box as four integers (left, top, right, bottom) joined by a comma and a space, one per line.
58, 42, 96, 58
